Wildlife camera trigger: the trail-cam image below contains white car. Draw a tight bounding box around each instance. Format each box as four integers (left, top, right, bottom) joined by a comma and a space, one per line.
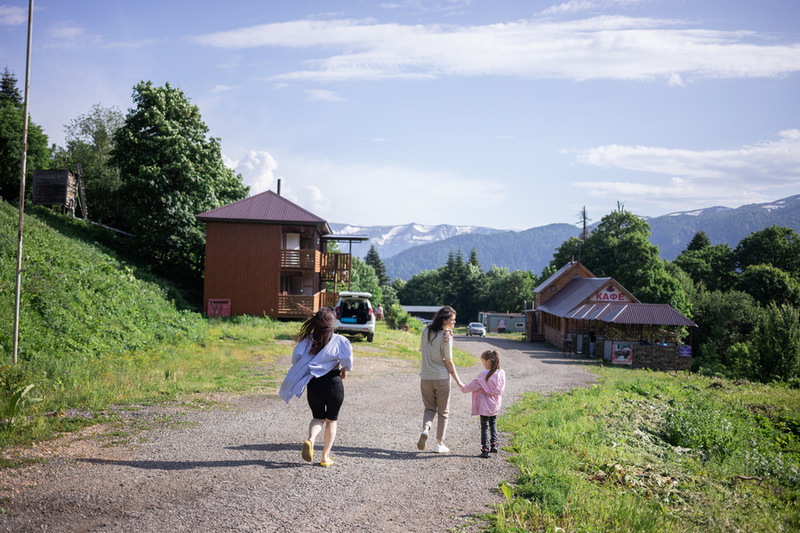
466, 322, 486, 337
334, 291, 376, 342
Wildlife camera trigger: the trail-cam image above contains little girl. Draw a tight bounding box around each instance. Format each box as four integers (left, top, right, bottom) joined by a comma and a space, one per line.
461, 350, 506, 458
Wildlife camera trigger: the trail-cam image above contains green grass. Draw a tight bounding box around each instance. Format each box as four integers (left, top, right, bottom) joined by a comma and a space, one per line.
492, 366, 800, 533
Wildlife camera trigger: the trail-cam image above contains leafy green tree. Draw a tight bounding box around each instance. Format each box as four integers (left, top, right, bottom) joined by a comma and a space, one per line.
580, 206, 689, 314
691, 289, 761, 369
110, 81, 248, 277
0, 68, 50, 202
548, 236, 582, 270
486, 269, 538, 314
734, 264, 800, 308
364, 244, 389, 286
52, 104, 124, 224
749, 303, 800, 382
674, 242, 736, 292
349, 257, 382, 303
734, 225, 800, 278
397, 269, 444, 306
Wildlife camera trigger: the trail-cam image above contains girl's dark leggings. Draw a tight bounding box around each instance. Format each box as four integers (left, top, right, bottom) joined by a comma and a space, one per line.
480, 415, 497, 450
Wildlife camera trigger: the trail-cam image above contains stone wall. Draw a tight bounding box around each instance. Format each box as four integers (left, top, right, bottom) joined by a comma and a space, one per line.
630, 345, 691, 371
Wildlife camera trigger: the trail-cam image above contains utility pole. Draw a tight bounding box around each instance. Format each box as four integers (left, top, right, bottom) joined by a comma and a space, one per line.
13, 0, 34, 365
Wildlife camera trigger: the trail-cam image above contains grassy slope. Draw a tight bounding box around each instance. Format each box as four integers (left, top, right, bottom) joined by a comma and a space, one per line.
495, 366, 800, 533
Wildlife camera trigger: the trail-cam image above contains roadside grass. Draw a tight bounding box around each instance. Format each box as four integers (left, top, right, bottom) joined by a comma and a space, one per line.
1, 316, 477, 448
492, 366, 800, 533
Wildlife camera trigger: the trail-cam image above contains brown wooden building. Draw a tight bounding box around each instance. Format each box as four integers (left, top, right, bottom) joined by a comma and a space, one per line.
196, 191, 363, 319
526, 261, 696, 371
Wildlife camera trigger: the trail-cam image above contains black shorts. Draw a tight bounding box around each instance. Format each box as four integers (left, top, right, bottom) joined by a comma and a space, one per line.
306, 366, 345, 421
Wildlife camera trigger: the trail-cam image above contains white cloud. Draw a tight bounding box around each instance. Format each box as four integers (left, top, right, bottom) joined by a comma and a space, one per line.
274, 156, 506, 225
226, 151, 280, 195
305, 89, 345, 102
541, 0, 647, 16
668, 72, 684, 87
192, 16, 800, 83
571, 130, 800, 207
211, 85, 234, 93
0, 5, 26, 25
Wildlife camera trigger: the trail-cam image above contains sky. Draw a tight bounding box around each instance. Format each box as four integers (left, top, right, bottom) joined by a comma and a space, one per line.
1, 0, 799, 230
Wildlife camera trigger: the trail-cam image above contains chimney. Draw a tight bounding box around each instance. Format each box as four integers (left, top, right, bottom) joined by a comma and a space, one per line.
277, 179, 281, 196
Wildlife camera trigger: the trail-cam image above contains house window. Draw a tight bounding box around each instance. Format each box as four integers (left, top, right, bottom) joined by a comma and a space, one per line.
550, 286, 557, 292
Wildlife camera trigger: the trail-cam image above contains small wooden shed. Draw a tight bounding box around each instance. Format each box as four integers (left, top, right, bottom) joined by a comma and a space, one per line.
32, 170, 77, 208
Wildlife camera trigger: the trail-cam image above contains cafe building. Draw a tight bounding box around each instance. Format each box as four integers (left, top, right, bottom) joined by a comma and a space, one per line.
525, 261, 696, 371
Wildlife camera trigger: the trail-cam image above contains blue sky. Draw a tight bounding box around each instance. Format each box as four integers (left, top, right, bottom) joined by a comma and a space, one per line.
1, 0, 799, 230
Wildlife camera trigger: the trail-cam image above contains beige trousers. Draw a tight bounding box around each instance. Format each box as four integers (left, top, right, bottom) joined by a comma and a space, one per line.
420, 378, 451, 442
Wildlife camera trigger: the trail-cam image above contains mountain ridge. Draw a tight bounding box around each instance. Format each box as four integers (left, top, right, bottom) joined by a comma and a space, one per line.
331, 194, 800, 280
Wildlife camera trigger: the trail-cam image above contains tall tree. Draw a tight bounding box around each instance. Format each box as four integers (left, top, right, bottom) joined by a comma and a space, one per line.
0, 68, 49, 202
749, 303, 800, 382
734, 225, 800, 279
576, 206, 591, 241
580, 206, 690, 314
52, 104, 125, 224
468, 246, 481, 269
685, 230, 711, 252
0, 67, 22, 106
735, 264, 800, 308
364, 244, 389, 287
111, 81, 249, 277
674, 242, 736, 292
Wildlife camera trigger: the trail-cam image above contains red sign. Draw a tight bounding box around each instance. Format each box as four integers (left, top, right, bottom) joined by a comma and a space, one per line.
591, 285, 627, 302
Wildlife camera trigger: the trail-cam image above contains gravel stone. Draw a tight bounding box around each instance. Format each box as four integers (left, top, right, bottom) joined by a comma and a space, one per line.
0, 337, 597, 533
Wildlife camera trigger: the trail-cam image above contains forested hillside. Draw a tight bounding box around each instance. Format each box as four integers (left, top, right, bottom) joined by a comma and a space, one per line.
385, 223, 578, 280
649, 194, 800, 259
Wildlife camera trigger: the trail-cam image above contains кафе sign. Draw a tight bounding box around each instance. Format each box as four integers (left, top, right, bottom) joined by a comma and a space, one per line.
589, 284, 629, 302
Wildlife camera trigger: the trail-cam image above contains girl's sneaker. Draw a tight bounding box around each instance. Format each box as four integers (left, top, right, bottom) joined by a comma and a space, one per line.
490, 444, 498, 453
480, 449, 490, 458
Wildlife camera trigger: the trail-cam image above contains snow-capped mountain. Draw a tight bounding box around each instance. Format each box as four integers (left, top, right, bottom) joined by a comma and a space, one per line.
328, 222, 507, 259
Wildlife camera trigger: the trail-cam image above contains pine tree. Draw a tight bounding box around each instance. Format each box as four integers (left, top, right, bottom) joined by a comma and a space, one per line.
468, 247, 481, 269
364, 244, 389, 286
686, 230, 711, 252
0, 67, 22, 107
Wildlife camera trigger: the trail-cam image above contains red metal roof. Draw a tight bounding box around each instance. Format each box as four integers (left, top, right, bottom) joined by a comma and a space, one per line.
196, 190, 329, 231
564, 302, 695, 327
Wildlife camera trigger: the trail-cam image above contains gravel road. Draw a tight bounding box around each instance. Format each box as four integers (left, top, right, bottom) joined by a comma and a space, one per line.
0, 336, 597, 533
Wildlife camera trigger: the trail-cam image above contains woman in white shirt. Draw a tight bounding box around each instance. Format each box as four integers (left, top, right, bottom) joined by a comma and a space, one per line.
417, 305, 464, 454
279, 308, 353, 467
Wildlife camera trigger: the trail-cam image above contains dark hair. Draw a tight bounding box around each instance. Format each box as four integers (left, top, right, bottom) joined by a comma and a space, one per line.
297, 308, 335, 355
482, 350, 500, 381
427, 305, 456, 343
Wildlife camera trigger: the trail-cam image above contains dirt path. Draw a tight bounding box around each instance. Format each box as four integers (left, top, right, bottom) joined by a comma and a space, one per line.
0, 337, 597, 533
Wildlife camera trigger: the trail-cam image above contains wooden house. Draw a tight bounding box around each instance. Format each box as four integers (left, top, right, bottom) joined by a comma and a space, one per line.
196, 191, 365, 319
525, 261, 696, 371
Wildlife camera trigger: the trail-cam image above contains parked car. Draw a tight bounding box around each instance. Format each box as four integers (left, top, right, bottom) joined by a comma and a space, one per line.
466, 322, 486, 337
334, 291, 376, 342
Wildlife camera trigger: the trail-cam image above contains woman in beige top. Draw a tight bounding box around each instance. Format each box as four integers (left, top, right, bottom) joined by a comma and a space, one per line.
417, 305, 464, 453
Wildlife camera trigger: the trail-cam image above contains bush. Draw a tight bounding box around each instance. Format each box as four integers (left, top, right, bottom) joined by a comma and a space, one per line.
750, 303, 800, 383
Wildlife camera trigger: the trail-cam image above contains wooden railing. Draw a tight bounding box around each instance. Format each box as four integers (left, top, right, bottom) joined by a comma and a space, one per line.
320, 253, 351, 282
281, 249, 322, 270
277, 291, 338, 317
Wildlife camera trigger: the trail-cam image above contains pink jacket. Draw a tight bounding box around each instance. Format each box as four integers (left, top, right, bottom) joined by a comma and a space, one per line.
461, 369, 506, 416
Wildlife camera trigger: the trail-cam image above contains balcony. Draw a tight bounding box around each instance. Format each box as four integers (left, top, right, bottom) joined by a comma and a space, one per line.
280, 249, 322, 270
277, 291, 339, 318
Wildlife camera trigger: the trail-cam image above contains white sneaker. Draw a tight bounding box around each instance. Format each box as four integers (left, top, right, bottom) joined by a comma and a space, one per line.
417, 430, 428, 451
433, 443, 450, 453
